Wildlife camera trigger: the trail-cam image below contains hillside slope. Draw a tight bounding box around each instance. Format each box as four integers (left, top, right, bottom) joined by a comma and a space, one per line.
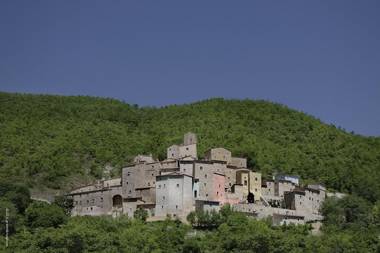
0, 92, 379, 201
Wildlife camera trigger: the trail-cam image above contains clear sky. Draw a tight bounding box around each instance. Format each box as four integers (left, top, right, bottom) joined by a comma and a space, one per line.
0, 1, 379, 136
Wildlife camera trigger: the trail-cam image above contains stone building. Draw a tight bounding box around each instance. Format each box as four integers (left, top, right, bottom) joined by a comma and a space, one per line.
70, 178, 123, 217
249, 171, 262, 201
69, 132, 326, 225
155, 172, 193, 219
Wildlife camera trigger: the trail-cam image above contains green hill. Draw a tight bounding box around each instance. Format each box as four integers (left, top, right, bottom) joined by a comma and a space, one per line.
0, 92, 379, 202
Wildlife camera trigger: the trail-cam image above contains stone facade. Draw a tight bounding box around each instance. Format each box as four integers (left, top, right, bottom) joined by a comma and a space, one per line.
69, 132, 326, 225
155, 173, 194, 219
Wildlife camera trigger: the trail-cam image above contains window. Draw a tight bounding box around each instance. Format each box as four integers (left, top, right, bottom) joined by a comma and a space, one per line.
206, 194, 208, 197
255, 188, 257, 192
255, 177, 258, 181
184, 168, 186, 172
148, 182, 150, 186
164, 184, 166, 188
100, 197, 103, 202
217, 191, 219, 196
205, 174, 207, 178
152, 173, 154, 176
200, 166, 203, 170
176, 205, 178, 209
158, 184, 161, 188
186, 147, 189, 151
127, 172, 130, 176
204, 183, 207, 186
194, 190, 197, 198
126, 181, 128, 185
176, 183, 180, 187
244, 180, 248, 186
163, 196, 165, 200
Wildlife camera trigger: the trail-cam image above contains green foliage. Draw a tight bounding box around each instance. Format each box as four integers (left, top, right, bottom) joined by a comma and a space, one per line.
133, 208, 148, 222
1, 92, 380, 252
321, 195, 374, 231
25, 202, 68, 229
0, 199, 20, 236
1, 92, 379, 203
0, 180, 31, 214
54, 195, 74, 216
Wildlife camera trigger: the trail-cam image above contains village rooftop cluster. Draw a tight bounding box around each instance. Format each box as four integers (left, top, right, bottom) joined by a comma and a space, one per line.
70, 133, 327, 225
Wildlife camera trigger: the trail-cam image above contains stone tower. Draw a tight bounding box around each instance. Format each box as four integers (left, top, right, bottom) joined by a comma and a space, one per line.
183, 132, 197, 145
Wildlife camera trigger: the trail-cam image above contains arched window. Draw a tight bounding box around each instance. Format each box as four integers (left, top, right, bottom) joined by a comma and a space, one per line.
112, 195, 122, 208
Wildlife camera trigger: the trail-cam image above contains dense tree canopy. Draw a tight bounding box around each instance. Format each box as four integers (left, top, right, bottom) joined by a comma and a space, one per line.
1, 92, 379, 203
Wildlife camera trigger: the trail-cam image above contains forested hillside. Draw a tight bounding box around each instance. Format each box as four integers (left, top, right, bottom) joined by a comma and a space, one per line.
0, 92, 379, 202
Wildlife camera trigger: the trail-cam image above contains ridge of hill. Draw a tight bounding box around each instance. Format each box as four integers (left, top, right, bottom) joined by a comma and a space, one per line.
0, 92, 379, 201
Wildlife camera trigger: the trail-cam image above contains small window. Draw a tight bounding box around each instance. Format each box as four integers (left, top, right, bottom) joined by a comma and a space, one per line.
127, 172, 130, 176
184, 168, 186, 172
176, 205, 178, 209
163, 196, 165, 200
148, 182, 150, 186
244, 180, 248, 186
204, 183, 207, 186
186, 147, 189, 151
205, 174, 207, 178
217, 191, 219, 196
255, 188, 257, 192
100, 197, 103, 202
255, 177, 258, 181
176, 184, 180, 187
200, 166, 203, 170
206, 194, 208, 197
164, 184, 166, 188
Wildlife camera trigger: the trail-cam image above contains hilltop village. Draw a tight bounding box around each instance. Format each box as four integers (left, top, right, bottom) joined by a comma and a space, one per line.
70, 133, 326, 225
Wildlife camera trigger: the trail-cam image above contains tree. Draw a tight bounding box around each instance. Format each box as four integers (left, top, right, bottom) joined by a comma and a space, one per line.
25, 201, 67, 228
54, 195, 74, 215
134, 208, 148, 222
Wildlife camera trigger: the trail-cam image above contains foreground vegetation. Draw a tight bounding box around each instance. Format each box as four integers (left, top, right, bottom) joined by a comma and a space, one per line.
1, 179, 380, 252
1, 92, 380, 251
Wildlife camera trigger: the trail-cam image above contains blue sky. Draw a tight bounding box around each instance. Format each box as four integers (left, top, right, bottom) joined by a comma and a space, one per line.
0, 1, 379, 136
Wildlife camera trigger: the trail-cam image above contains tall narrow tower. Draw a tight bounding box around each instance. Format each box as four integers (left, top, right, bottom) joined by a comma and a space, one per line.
183, 132, 197, 145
